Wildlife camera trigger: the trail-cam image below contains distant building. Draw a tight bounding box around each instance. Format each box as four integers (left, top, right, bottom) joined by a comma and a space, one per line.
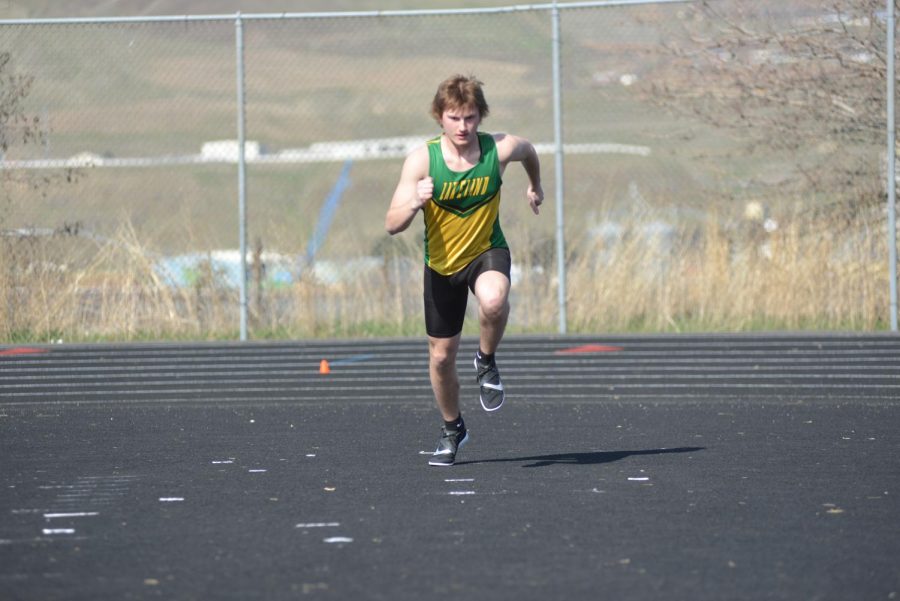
200, 140, 262, 162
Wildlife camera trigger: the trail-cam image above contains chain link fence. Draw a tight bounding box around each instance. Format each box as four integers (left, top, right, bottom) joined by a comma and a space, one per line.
0, 0, 894, 341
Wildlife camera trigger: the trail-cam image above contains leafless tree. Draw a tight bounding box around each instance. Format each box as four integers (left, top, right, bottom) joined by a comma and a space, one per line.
0, 52, 42, 156
644, 0, 893, 212
0, 52, 80, 227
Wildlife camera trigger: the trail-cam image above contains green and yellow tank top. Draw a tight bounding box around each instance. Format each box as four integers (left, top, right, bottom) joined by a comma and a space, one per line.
424, 132, 507, 275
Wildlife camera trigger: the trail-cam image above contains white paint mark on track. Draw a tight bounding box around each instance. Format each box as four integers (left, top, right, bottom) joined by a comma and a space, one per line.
43, 512, 99, 519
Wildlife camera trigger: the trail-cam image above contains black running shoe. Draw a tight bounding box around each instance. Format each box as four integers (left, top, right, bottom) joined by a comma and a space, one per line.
428, 425, 469, 467
474, 353, 505, 411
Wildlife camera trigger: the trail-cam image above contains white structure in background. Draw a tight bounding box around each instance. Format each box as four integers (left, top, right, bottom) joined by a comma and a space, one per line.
67, 151, 105, 166
201, 140, 262, 162
269, 136, 422, 163
0, 136, 649, 169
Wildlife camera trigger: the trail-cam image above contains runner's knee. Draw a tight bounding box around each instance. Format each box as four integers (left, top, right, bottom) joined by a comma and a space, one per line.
429, 341, 457, 371
478, 290, 509, 320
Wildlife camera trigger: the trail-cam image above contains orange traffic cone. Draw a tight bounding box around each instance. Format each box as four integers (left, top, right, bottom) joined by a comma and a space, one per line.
319, 359, 331, 374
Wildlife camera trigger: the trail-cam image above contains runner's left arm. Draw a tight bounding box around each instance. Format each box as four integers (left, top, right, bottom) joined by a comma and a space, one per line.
496, 133, 543, 215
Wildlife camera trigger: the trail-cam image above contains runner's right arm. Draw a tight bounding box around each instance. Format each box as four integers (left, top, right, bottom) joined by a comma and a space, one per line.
385, 147, 432, 235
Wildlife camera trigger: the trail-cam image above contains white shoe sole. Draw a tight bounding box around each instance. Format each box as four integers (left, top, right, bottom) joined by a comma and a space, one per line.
428, 432, 469, 466
475, 358, 505, 412
479, 394, 504, 412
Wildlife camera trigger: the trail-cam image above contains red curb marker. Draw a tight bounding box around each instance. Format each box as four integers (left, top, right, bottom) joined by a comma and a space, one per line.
0, 347, 48, 356
555, 344, 623, 355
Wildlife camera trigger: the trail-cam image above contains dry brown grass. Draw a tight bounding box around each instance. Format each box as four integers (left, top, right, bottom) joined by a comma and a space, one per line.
0, 201, 892, 343
562, 205, 889, 333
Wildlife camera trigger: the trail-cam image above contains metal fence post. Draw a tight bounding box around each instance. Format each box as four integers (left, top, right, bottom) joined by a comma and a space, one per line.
551, 0, 568, 334
236, 12, 249, 341
888, 0, 898, 332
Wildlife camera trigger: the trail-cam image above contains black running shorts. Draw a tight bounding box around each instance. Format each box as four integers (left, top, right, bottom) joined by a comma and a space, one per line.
423, 248, 512, 338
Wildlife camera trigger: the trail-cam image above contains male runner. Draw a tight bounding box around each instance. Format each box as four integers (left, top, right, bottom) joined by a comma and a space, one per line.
385, 75, 543, 466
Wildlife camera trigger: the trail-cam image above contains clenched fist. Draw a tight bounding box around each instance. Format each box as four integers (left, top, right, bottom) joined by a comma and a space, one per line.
527, 183, 544, 215
415, 176, 434, 209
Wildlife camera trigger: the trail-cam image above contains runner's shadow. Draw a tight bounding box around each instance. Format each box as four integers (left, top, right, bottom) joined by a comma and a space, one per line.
456, 446, 704, 468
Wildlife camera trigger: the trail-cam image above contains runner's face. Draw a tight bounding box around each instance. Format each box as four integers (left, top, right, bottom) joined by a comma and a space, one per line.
440, 106, 481, 146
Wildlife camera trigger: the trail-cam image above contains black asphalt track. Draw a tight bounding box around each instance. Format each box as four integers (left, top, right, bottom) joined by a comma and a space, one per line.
1, 334, 899, 600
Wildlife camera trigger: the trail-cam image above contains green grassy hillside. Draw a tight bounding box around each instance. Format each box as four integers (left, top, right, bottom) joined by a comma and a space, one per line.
3, 1, 516, 20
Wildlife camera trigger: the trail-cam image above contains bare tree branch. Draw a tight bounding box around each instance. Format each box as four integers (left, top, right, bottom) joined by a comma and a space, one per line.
641, 0, 892, 206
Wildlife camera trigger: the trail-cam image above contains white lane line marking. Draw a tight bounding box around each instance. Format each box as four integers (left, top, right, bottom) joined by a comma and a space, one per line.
323, 537, 353, 544
4, 380, 900, 402
159, 497, 184, 502
43, 512, 99, 519
211, 460, 234, 464
448, 491, 476, 496
248, 469, 267, 473
445, 479, 475, 482
7, 391, 899, 408
5, 368, 900, 389
628, 477, 650, 481
0, 348, 896, 382
42, 529, 75, 535
295, 522, 340, 528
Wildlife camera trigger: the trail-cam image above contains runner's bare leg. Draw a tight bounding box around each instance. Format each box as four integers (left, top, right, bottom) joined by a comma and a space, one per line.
474, 270, 510, 355
428, 334, 462, 421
